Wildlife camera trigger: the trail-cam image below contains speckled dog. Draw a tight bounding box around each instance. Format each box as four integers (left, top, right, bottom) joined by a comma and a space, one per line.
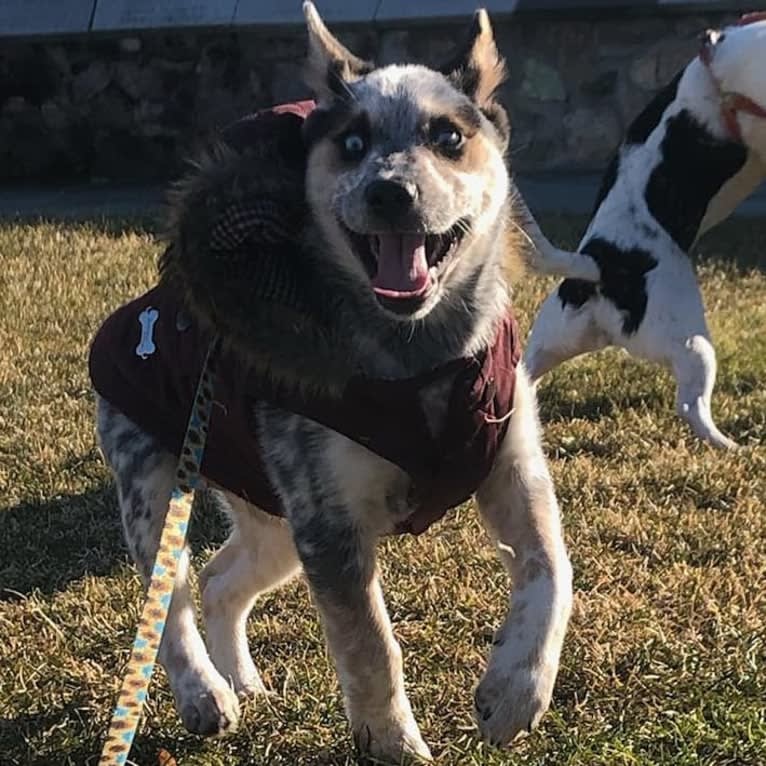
92, 4, 573, 761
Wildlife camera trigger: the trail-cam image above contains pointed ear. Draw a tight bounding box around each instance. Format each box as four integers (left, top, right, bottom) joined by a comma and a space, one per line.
440, 10, 509, 146
441, 9, 507, 107
302, 1, 374, 100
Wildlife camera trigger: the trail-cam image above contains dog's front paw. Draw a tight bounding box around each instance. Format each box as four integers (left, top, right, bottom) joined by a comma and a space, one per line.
172, 667, 240, 737
474, 646, 559, 747
351, 698, 432, 763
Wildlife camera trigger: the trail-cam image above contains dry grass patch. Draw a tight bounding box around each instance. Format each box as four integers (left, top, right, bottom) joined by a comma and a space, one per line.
1, 217, 764, 765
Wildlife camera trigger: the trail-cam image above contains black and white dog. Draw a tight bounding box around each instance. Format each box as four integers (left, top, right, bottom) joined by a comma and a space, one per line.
525, 14, 766, 449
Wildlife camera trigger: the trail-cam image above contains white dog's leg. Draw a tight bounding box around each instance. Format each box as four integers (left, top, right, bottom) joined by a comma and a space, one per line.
474, 369, 573, 745
671, 333, 738, 449
97, 397, 240, 736
525, 289, 608, 382
200, 496, 301, 697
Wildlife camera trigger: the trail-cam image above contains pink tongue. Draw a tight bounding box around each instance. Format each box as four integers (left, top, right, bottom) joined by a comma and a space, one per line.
371, 234, 430, 297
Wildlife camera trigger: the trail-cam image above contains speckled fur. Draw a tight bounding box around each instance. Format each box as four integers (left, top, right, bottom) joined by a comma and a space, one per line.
97, 4, 573, 761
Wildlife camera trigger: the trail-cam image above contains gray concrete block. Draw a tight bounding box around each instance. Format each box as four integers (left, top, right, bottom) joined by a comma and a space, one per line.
234, 0, 378, 26
0, 0, 95, 36
91, 0, 237, 31
374, 0, 519, 23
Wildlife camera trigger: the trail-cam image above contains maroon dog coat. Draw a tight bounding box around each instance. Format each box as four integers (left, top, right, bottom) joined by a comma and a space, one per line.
89, 102, 522, 535
89, 286, 521, 535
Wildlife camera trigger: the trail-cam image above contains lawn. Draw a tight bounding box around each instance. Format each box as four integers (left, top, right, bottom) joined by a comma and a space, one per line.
0, 216, 764, 766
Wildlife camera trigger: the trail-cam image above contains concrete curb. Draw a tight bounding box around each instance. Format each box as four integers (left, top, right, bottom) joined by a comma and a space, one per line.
517, 175, 766, 219
1, 175, 763, 223
1, 0, 753, 38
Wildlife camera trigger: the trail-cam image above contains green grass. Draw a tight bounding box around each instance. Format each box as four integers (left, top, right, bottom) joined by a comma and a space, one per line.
1, 216, 765, 766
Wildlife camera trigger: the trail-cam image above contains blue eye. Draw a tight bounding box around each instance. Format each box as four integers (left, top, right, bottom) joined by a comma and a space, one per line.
436, 128, 463, 149
431, 121, 464, 152
341, 132, 367, 160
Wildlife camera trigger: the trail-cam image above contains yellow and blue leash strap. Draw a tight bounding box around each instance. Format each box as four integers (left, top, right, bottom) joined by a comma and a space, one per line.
99, 338, 220, 766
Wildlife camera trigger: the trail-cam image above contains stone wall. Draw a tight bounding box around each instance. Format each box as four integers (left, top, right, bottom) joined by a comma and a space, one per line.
0, 9, 739, 182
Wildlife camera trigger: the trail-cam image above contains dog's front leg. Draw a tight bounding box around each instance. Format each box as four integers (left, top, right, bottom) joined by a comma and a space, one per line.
258, 408, 431, 762
474, 368, 573, 745
299, 523, 430, 761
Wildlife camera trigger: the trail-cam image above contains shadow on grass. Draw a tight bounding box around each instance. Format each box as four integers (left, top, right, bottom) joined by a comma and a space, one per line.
538, 212, 766, 274
535, 386, 667, 425
0, 483, 229, 602
694, 218, 766, 273
1, 706, 360, 766
0, 214, 160, 241
0, 703, 205, 766
0, 483, 125, 601
86, 215, 161, 239
0, 699, 97, 766
132, 735, 361, 766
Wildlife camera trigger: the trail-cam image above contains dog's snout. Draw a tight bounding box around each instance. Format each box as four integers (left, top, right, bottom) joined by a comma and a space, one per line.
365, 179, 417, 221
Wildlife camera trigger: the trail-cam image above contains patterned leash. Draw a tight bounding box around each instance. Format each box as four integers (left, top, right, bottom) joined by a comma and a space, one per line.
99, 339, 220, 766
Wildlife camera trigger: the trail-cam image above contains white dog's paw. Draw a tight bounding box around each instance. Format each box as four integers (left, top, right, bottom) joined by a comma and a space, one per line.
171, 667, 241, 737
352, 702, 432, 763
703, 429, 740, 451
473, 648, 559, 747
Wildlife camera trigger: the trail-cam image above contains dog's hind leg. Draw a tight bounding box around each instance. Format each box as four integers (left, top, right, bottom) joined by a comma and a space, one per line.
524, 287, 608, 382
671, 333, 738, 449
96, 397, 240, 736
200, 495, 301, 697
474, 370, 573, 745
257, 406, 432, 763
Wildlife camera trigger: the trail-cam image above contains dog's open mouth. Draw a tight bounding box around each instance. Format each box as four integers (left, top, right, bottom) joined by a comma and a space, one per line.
346, 219, 470, 311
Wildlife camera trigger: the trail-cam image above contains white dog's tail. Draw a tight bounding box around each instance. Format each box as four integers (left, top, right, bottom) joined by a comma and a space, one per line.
511, 186, 601, 282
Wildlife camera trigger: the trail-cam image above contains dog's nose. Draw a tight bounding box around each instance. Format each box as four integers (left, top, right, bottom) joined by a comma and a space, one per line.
365, 179, 417, 221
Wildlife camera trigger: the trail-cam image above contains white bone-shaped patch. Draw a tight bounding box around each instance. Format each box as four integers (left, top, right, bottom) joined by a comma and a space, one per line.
135, 308, 159, 359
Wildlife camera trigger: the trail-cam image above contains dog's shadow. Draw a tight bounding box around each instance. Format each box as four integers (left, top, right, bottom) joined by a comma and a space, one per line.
537, 213, 766, 274
537, 387, 658, 424
693, 216, 766, 273
0, 481, 229, 602
2, 702, 369, 766
0, 483, 123, 601
0, 700, 96, 765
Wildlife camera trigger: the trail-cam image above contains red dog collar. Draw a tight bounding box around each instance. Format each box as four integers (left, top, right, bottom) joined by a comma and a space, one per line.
699, 13, 766, 143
